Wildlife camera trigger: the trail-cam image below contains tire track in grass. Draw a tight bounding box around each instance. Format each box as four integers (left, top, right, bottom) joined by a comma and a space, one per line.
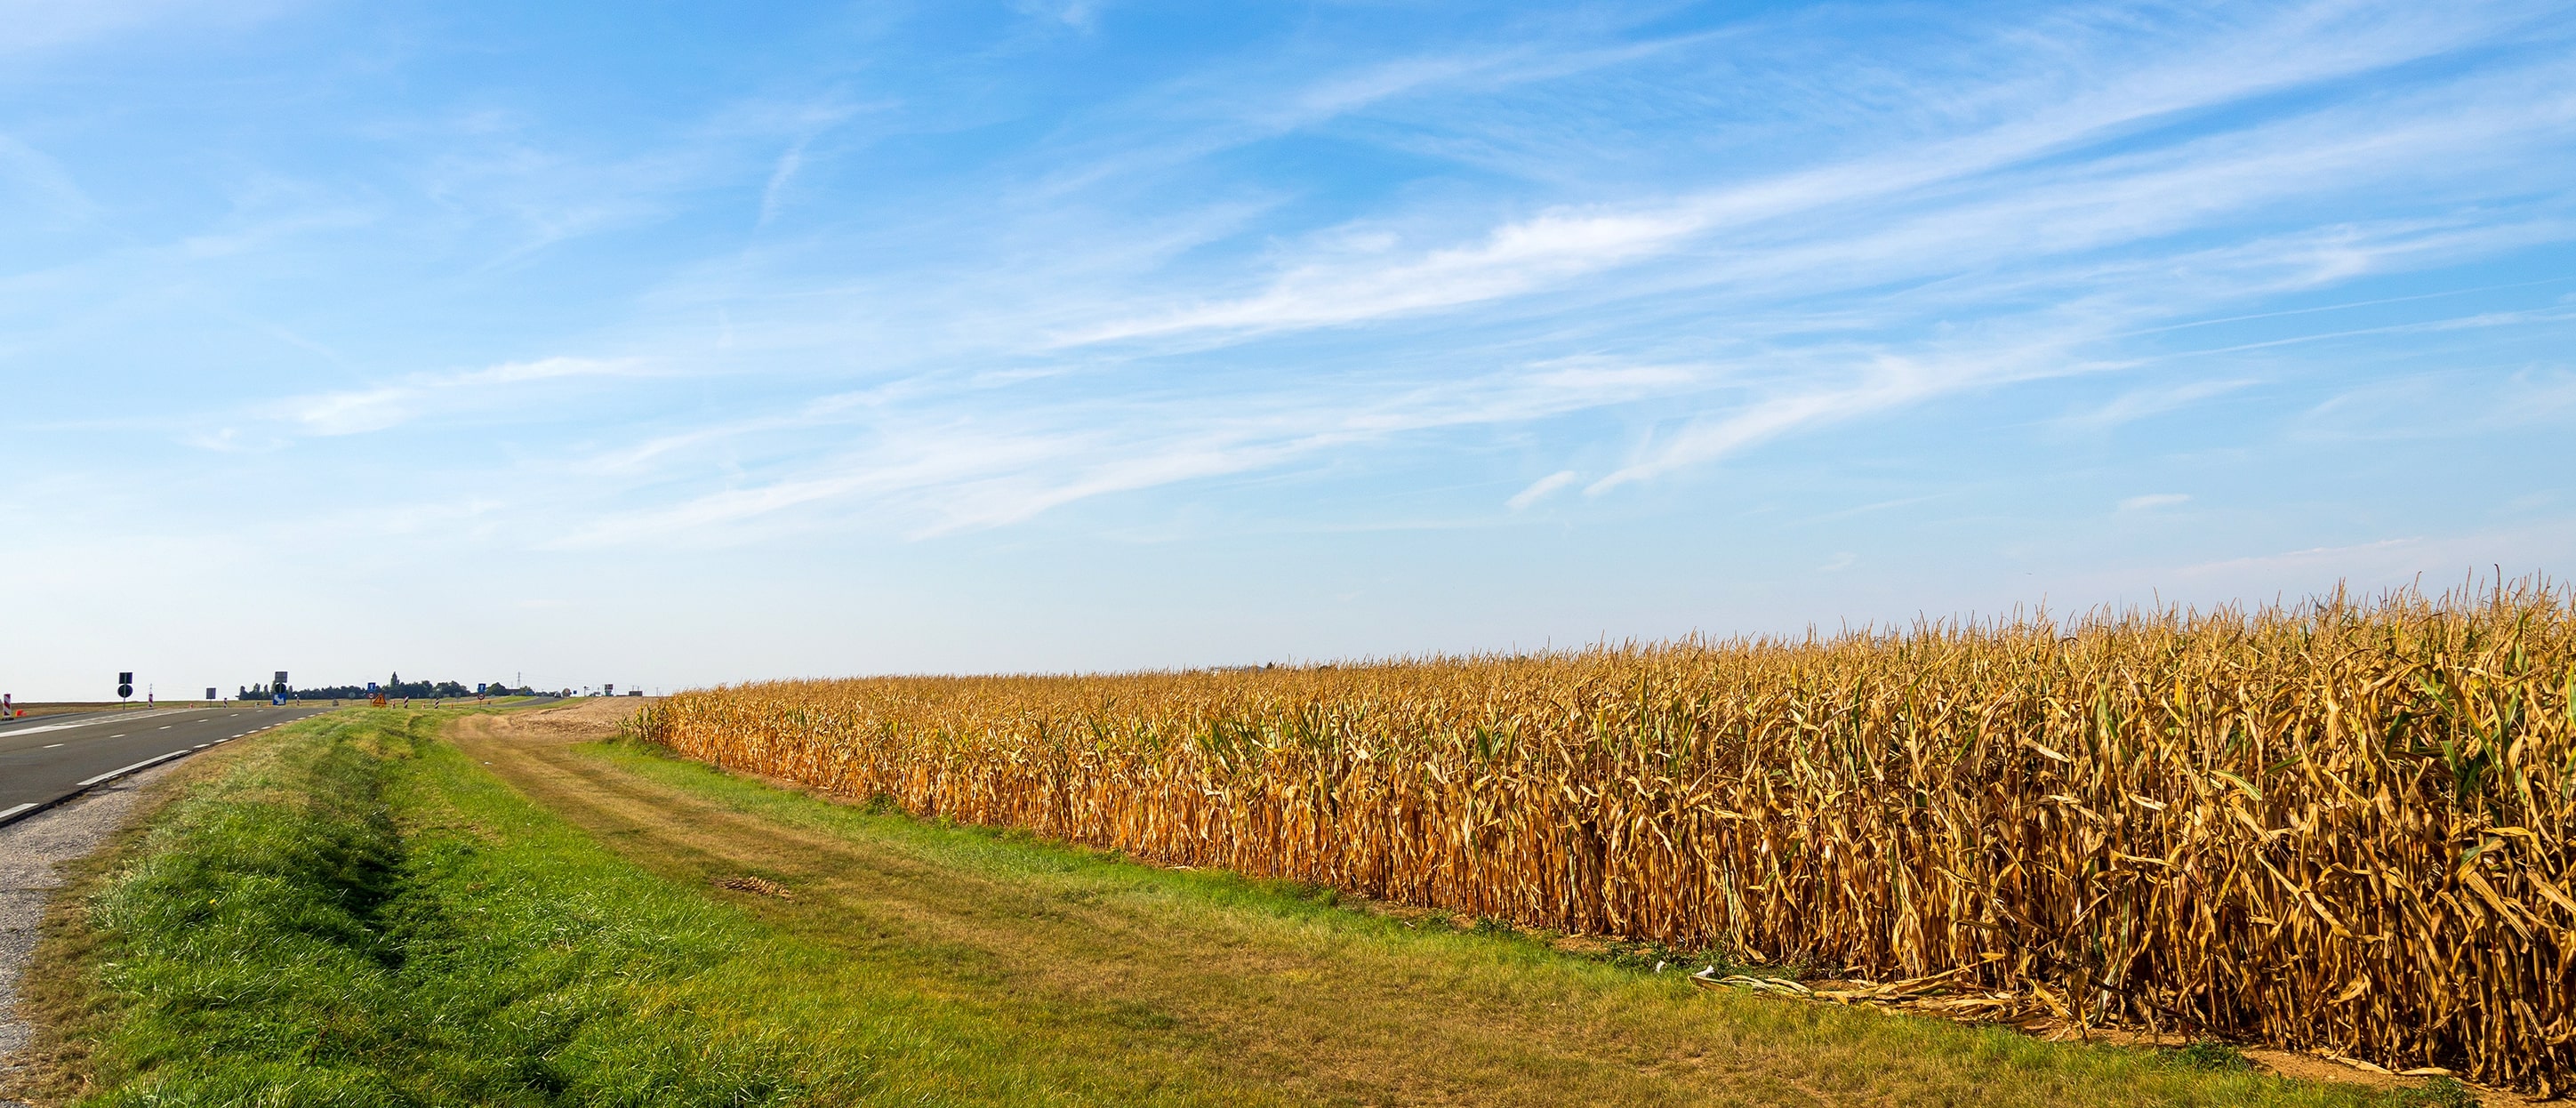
454, 716, 1714, 1106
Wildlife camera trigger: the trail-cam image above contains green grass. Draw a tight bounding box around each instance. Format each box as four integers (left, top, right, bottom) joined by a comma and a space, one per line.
61, 711, 839, 1105
27, 708, 2468, 1106
45, 711, 1361, 1105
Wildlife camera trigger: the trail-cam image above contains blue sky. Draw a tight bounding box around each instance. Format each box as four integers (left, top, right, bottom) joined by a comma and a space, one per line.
4, 0, 2572, 700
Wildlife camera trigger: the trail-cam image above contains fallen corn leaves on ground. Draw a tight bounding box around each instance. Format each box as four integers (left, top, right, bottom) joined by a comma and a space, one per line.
638, 581, 2575, 1095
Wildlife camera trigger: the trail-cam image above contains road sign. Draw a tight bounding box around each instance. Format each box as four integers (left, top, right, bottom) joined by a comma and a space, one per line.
206, 687, 218, 701
273, 694, 287, 706
367, 681, 380, 694
117, 671, 134, 700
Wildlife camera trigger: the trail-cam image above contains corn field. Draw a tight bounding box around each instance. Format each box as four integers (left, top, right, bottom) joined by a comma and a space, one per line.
635, 581, 2575, 1093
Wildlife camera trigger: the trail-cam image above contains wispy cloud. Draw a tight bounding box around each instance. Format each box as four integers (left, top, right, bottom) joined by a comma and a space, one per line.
276, 357, 639, 438
1587, 323, 2121, 493
2161, 519, 2576, 590
757, 145, 806, 227
1065, 204, 1711, 343
0, 0, 296, 54
0, 134, 94, 217
2292, 365, 2576, 441
553, 353, 1716, 545
1066, 2, 2564, 348
1009, 0, 1104, 35
1506, 470, 1577, 510
19, 0, 2576, 567
764, 0, 2539, 524
2060, 379, 2258, 431
2119, 493, 2192, 512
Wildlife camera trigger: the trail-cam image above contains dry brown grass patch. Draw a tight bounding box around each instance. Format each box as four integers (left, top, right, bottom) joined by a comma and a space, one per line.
713, 875, 793, 899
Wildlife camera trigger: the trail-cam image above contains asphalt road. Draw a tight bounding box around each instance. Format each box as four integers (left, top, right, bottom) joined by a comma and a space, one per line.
0, 704, 335, 824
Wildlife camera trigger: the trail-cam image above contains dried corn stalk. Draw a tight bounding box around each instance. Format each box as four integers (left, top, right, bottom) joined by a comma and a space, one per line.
636, 581, 2576, 1093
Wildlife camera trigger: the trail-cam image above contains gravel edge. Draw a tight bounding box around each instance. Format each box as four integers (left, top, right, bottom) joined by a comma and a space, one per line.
0, 760, 190, 1104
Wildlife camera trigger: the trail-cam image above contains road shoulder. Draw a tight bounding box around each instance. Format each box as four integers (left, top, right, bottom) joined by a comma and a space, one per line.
0, 759, 203, 1105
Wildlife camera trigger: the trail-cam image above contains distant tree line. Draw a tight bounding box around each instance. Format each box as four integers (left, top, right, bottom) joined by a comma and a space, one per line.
236, 672, 532, 701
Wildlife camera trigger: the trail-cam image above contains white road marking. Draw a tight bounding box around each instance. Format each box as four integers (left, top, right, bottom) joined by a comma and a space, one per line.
1, 803, 34, 823
158, 726, 173, 730
0, 708, 193, 737
109, 734, 126, 738
43, 743, 62, 749
194, 743, 211, 749
74, 751, 190, 789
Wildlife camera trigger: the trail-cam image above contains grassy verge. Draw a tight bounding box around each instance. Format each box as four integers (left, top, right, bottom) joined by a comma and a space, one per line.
17, 706, 2466, 1106
27, 709, 852, 1105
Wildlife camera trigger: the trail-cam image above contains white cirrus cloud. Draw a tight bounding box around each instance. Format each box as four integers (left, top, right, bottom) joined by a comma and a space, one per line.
2119, 493, 2192, 512
1506, 470, 1578, 510
276, 357, 641, 438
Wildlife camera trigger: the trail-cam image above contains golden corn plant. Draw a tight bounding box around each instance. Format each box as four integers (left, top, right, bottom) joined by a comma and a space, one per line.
635, 580, 2575, 1093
